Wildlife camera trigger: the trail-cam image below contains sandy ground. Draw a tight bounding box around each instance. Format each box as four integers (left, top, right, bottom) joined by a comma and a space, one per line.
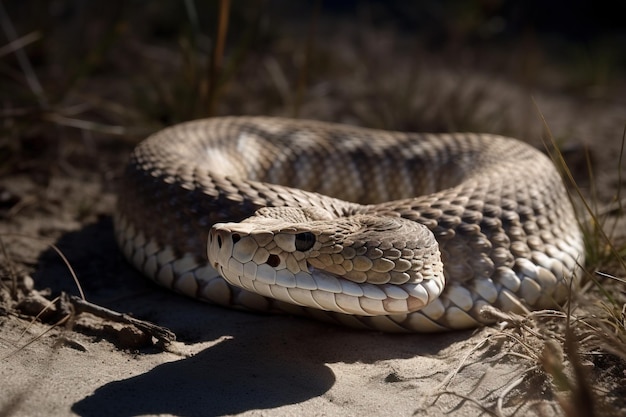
1, 304, 541, 417
1, 13, 626, 416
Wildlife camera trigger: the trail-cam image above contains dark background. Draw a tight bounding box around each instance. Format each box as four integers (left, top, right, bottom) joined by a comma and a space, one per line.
2, 0, 625, 134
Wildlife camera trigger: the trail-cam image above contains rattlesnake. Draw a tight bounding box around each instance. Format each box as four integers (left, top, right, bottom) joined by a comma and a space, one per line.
114, 117, 583, 332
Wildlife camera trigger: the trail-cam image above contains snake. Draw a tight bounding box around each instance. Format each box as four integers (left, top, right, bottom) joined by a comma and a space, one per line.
114, 116, 584, 332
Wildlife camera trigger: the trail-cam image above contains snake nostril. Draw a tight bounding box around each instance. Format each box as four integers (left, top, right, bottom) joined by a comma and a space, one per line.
267, 254, 280, 267
232, 233, 240, 244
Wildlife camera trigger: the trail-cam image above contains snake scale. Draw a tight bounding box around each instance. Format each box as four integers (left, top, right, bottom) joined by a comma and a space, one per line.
114, 117, 583, 332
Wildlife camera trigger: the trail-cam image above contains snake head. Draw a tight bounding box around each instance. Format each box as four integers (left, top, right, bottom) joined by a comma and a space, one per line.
207, 206, 445, 316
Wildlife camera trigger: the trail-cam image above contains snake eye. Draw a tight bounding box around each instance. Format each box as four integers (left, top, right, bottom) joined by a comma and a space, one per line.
294, 232, 315, 252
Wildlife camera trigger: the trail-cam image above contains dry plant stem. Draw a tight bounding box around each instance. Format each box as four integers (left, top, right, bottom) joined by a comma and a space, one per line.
496, 367, 539, 417
565, 271, 575, 335
0, 236, 17, 296
436, 392, 498, 416
2, 294, 175, 361
213, 0, 230, 74
18, 295, 61, 339
68, 295, 176, 345
604, 126, 625, 240
0, 30, 40, 59
183, 0, 200, 32
593, 198, 626, 217
1, 233, 85, 300
12, 294, 174, 355
265, 57, 292, 107
44, 113, 127, 135
595, 271, 626, 284
552, 329, 596, 417
1, 314, 70, 361
293, 0, 320, 118
481, 306, 560, 345
207, 0, 230, 116
493, 333, 539, 362
435, 370, 499, 417
0, 1, 48, 108
436, 334, 492, 391
535, 98, 626, 273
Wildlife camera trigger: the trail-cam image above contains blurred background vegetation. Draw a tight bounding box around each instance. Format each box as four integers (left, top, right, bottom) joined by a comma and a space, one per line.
1, 0, 625, 173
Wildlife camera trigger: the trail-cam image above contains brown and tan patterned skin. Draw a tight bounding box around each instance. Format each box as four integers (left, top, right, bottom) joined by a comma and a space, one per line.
115, 117, 583, 332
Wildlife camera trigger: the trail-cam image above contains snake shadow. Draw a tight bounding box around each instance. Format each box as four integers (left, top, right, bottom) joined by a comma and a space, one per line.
70, 318, 466, 417
36, 218, 471, 416
71, 328, 335, 417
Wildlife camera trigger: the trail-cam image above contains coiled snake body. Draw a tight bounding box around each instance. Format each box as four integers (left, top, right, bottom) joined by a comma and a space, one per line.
114, 117, 583, 332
